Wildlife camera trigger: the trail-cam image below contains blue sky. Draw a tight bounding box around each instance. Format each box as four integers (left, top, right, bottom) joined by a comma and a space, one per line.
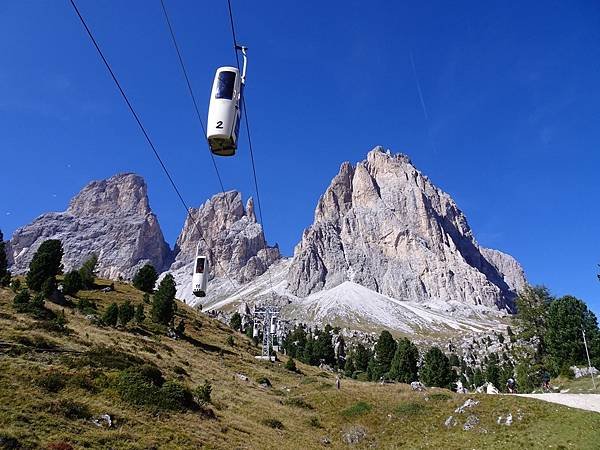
1, 1, 599, 313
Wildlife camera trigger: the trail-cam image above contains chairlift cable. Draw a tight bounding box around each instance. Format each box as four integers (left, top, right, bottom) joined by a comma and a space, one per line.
225, 0, 277, 300
159, 0, 227, 194
68, 0, 237, 290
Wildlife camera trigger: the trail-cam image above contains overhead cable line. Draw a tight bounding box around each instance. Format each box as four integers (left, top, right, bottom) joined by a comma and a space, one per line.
68, 0, 237, 289
225, 0, 278, 296
159, 0, 227, 194
225, 0, 268, 248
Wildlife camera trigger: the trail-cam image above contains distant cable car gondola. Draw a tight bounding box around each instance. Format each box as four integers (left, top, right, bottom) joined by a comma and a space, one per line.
207, 46, 248, 156
192, 244, 208, 297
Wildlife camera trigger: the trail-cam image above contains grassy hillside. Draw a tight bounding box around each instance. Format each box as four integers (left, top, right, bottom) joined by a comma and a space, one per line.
1, 280, 600, 449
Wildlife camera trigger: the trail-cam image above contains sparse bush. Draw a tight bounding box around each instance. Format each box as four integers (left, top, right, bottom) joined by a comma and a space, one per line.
559, 365, 575, 380
0, 432, 21, 449
62, 270, 82, 296
308, 416, 322, 428
143, 292, 150, 304
37, 370, 66, 393
429, 392, 452, 402
285, 357, 298, 372
69, 372, 97, 393
133, 264, 158, 293
102, 303, 119, 327
229, 312, 242, 331
13, 289, 51, 319
283, 397, 313, 409
159, 381, 194, 411
119, 300, 135, 326
226, 335, 235, 347
173, 366, 188, 376
115, 370, 160, 406
135, 303, 146, 323
262, 418, 284, 429
137, 364, 165, 387
395, 401, 426, 415
115, 367, 193, 411
10, 278, 21, 293
341, 401, 372, 417
194, 381, 212, 406
46, 399, 90, 419
77, 346, 144, 370
76, 298, 97, 315
79, 254, 97, 289
13, 289, 31, 311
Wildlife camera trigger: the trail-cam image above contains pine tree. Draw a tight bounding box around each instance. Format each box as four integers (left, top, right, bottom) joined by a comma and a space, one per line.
420, 347, 455, 389
285, 357, 297, 372
472, 368, 485, 388
79, 254, 98, 289
314, 328, 335, 365
133, 264, 158, 293
119, 300, 135, 326
229, 312, 242, 331
485, 354, 501, 388
515, 285, 553, 359
546, 295, 600, 367
62, 270, 82, 296
353, 343, 370, 372
135, 303, 146, 324
41, 276, 57, 299
26, 240, 63, 291
151, 274, 176, 325
388, 337, 419, 383
448, 353, 460, 368
175, 319, 186, 336
370, 330, 397, 380
344, 354, 356, 377
0, 229, 10, 286
103, 302, 119, 327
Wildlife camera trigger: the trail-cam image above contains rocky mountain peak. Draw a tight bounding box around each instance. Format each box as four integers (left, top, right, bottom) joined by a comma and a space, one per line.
168, 190, 280, 295
68, 173, 150, 217
287, 146, 525, 311
8, 173, 171, 279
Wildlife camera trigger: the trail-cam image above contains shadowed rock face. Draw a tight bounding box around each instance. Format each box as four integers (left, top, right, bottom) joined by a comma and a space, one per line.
8, 173, 172, 279
287, 147, 525, 311
169, 191, 280, 284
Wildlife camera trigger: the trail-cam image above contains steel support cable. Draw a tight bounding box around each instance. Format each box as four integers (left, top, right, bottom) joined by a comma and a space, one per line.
159, 0, 227, 194
68, 0, 237, 289
225, 0, 278, 299
159, 0, 239, 283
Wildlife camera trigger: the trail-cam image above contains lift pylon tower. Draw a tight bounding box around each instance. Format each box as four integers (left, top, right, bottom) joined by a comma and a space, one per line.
253, 305, 280, 359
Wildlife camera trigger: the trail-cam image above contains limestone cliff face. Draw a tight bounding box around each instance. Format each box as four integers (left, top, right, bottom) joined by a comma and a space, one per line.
287, 147, 525, 311
169, 191, 280, 284
8, 173, 172, 279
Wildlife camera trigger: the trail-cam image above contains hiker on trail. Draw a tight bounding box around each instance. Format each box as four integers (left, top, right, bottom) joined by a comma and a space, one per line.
335, 375, 341, 390
506, 377, 517, 394
542, 370, 551, 391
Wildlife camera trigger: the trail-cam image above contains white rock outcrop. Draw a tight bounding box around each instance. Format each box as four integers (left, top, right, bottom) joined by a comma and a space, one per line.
166, 191, 281, 304
287, 147, 525, 311
8, 173, 171, 279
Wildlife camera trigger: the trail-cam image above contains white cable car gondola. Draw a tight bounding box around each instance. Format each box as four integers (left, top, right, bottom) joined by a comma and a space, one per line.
270, 316, 276, 334
192, 244, 209, 297
207, 46, 248, 156
252, 321, 259, 338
